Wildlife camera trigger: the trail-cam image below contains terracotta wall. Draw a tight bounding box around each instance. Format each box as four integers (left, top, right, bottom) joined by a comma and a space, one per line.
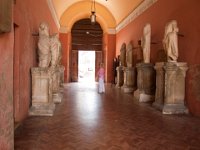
106, 34, 116, 83
13, 0, 58, 122
116, 0, 200, 116
0, 32, 14, 150
60, 33, 70, 82
0, 0, 58, 149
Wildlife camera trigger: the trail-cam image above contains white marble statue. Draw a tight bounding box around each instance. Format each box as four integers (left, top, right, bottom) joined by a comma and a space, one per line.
120, 43, 126, 67
38, 22, 51, 67
163, 20, 179, 62
141, 23, 151, 63
50, 33, 62, 68
126, 42, 133, 67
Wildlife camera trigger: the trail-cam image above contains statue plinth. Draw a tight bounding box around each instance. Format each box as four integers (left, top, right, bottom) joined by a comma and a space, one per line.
122, 67, 136, 93
116, 66, 124, 88
29, 67, 55, 116
52, 67, 62, 103
152, 62, 165, 111
135, 63, 156, 102
162, 62, 189, 114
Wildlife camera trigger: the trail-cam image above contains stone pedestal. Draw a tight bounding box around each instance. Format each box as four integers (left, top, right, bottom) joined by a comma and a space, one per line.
123, 67, 136, 93
116, 66, 124, 88
135, 63, 156, 102
152, 62, 165, 111
52, 67, 62, 103
163, 62, 188, 114
29, 67, 55, 116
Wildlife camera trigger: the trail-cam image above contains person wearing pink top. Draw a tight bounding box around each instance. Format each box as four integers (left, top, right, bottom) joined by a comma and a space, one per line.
97, 63, 105, 93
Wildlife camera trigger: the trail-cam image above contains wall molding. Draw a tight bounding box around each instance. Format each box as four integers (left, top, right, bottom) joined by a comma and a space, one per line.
47, 0, 60, 29
116, 0, 158, 33
59, 26, 68, 33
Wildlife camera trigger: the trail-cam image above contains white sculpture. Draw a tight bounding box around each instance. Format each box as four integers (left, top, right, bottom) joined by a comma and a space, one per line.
38, 22, 51, 67
50, 33, 62, 68
141, 23, 151, 63
126, 42, 133, 67
120, 43, 126, 66
163, 20, 179, 62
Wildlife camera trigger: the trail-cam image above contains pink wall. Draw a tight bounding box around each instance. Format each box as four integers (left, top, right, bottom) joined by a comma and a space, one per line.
116, 0, 200, 116
0, 0, 58, 149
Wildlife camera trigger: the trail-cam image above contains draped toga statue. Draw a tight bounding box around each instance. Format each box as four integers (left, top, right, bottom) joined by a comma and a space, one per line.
50, 33, 62, 68
141, 23, 151, 63
38, 22, 51, 67
126, 42, 133, 67
163, 20, 179, 62
120, 43, 126, 67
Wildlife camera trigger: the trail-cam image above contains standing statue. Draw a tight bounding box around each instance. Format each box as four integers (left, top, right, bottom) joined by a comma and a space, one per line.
38, 22, 51, 67
120, 43, 126, 67
126, 42, 133, 67
50, 33, 62, 68
163, 20, 179, 62
141, 23, 151, 63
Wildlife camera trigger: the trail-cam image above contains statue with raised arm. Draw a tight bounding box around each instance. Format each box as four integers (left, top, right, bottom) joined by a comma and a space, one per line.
38, 22, 51, 67
163, 20, 179, 62
50, 33, 62, 68
141, 23, 151, 63
120, 43, 126, 67
126, 42, 133, 67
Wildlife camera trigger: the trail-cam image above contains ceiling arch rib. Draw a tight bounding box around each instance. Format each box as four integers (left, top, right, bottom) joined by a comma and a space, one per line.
60, 1, 116, 33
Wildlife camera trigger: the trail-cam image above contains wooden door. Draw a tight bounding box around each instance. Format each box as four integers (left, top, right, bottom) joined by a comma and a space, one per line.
71, 50, 78, 82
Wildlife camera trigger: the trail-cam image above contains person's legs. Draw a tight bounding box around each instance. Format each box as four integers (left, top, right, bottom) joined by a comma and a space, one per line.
98, 78, 105, 93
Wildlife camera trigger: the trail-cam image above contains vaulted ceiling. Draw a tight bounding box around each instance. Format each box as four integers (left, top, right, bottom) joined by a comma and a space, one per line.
50, 0, 144, 32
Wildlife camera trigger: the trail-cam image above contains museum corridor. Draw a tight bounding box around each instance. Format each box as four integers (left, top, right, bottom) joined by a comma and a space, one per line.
14, 83, 200, 150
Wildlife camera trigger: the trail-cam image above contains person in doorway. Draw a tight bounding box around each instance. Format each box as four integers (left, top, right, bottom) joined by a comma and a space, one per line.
97, 63, 105, 93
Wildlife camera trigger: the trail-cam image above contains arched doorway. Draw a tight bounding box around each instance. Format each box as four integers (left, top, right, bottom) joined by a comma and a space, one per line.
70, 18, 103, 82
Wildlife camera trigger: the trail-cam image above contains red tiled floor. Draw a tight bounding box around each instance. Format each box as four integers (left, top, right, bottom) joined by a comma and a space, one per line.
15, 82, 200, 150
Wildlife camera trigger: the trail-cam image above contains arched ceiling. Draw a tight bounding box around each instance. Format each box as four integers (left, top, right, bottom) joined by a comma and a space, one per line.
51, 0, 144, 31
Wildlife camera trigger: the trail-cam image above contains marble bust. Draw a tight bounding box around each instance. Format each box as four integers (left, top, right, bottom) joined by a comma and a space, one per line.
38, 22, 51, 68
50, 33, 62, 68
141, 23, 151, 63
126, 42, 133, 67
163, 20, 179, 62
120, 43, 126, 67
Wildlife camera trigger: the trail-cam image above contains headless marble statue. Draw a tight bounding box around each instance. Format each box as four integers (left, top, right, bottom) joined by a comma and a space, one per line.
163, 20, 179, 62
141, 23, 151, 63
38, 22, 51, 67
50, 33, 62, 68
120, 43, 126, 67
126, 42, 133, 67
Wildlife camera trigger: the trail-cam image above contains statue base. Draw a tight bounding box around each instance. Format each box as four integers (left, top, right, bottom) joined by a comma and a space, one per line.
53, 92, 63, 103
29, 103, 55, 116
162, 104, 189, 114
139, 93, 155, 103
122, 67, 136, 93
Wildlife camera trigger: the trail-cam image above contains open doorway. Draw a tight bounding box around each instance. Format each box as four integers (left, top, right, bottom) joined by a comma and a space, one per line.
78, 51, 95, 82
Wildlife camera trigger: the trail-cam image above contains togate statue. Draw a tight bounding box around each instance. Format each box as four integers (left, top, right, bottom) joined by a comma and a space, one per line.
126, 42, 133, 67
120, 43, 126, 67
50, 33, 62, 68
141, 23, 151, 63
38, 22, 51, 67
163, 20, 179, 62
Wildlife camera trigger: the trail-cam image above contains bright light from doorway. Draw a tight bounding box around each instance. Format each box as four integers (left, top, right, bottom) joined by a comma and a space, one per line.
78, 51, 95, 83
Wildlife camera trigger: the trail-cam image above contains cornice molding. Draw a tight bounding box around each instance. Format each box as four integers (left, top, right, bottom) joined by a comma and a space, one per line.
47, 0, 60, 29
108, 28, 116, 34
116, 0, 158, 33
